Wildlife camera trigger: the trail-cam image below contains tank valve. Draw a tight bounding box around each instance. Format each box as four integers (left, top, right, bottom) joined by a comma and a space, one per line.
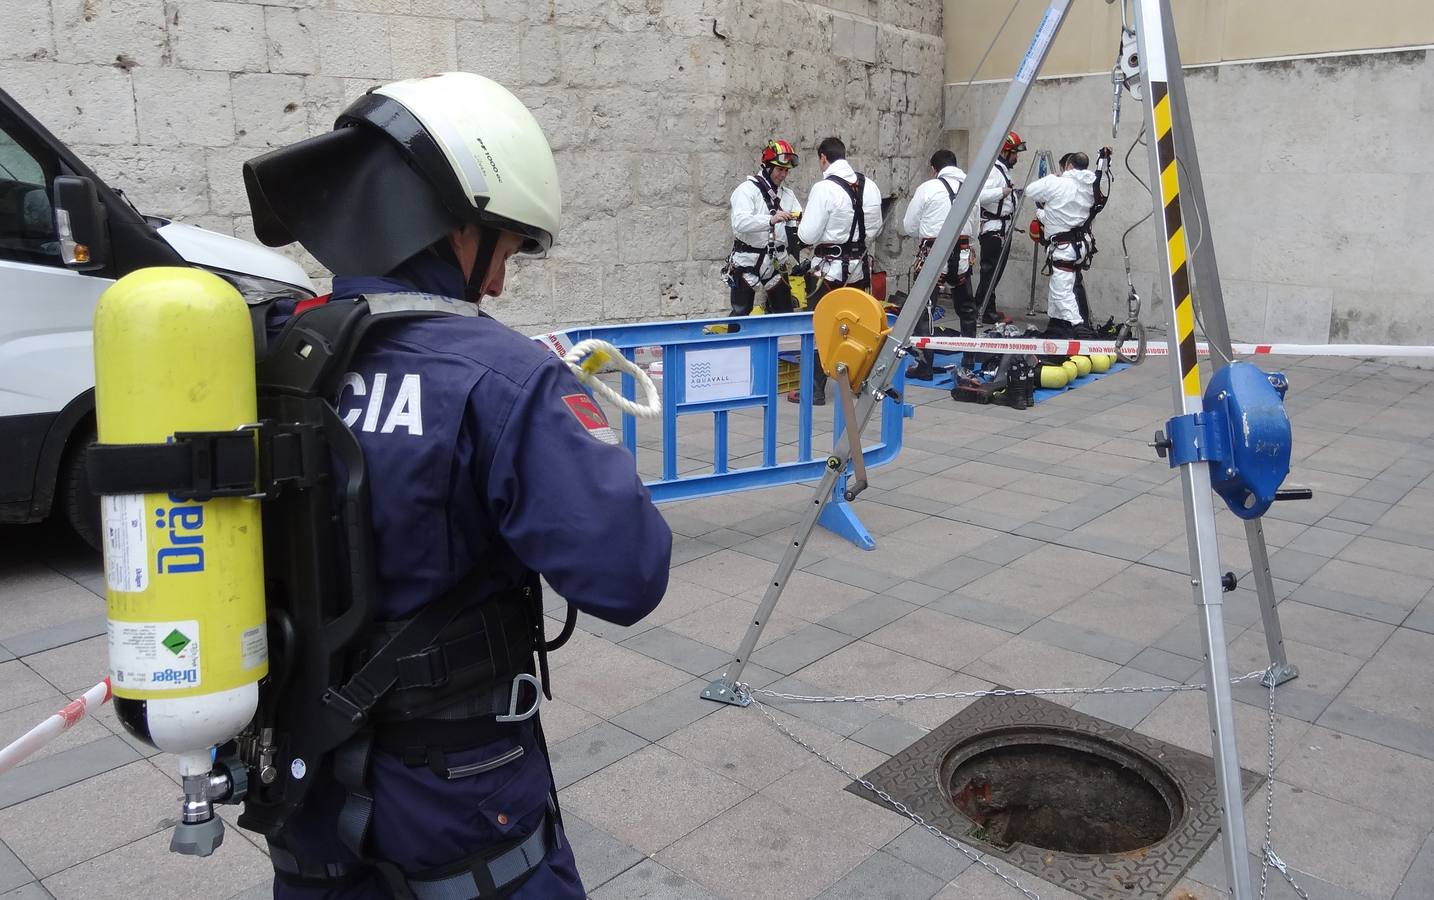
171, 751, 227, 857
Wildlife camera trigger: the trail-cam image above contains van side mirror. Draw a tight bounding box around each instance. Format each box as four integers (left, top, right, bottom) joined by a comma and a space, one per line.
52, 175, 109, 271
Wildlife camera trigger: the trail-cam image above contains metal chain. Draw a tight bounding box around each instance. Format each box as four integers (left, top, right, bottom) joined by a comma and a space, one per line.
741, 689, 1043, 900
741, 670, 1268, 705
741, 667, 1315, 900
1259, 676, 1312, 900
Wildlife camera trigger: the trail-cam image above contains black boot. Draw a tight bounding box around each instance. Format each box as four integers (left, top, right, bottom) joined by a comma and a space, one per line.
905, 351, 935, 381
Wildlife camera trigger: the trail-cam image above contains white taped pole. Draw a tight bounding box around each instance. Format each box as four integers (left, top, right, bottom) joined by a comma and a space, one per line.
912, 335, 1434, 359
0, 678, 112, 776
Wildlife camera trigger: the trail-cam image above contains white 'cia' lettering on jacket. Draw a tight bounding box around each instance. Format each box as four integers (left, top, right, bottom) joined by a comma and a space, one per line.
337, 372, 424, 435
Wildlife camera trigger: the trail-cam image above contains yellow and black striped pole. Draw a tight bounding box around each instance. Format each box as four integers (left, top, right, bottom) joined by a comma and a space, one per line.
1135, 1, 1257, 896
1150, 81, 1202, 401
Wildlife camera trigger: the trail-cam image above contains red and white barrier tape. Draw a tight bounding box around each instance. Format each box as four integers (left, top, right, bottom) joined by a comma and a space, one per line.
0, 678, 112, 776
531, 330, 572, 357
910, 335, 1434, 359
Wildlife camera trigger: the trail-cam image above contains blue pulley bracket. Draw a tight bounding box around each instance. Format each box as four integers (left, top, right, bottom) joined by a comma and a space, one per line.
1155, 362, 1292, 520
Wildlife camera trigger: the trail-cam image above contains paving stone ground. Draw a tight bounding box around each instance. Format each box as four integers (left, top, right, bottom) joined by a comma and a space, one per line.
3, 350, 1433, 899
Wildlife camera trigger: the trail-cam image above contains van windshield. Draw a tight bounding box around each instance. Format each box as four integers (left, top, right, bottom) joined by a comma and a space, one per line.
0, 128, 59, 266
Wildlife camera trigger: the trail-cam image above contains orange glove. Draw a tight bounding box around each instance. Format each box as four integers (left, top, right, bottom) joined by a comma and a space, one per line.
1028, 218, 1043, 242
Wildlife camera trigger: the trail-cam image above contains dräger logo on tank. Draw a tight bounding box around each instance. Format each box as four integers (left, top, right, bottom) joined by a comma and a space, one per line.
152, 667, 200, 685
154, 497, 206, 575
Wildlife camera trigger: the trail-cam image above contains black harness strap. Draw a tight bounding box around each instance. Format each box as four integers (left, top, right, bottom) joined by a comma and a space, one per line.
937, 176, 974, 284
820, 172, 867, 284
1047, 158, 1112, 272
731, 176, 785, 284
981, 161, 1015, 228
750, 174, 780, 216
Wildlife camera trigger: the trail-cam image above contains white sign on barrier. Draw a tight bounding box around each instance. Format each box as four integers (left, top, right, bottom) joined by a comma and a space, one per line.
686, 346, 752, 403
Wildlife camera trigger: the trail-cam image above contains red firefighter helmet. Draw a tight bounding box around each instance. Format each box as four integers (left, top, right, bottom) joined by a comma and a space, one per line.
1002, 131, 1027, 154
761, 139, 799, 169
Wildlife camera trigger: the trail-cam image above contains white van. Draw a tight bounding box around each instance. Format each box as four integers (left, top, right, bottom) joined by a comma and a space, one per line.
0, 88, 316, 547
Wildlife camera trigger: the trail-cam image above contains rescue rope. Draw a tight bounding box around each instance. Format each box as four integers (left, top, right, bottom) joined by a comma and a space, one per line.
0, 678, 112, 776
911, 334, 1434, 359
561, 339, 662, 419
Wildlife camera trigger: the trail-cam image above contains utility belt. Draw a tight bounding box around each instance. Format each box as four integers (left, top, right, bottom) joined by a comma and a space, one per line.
727, 239, 788, 290
914, 237, 971, 286
268, 579, 563, 897
270, 802, 559, 899
813, 240, 866, 260
359, 587, 539, 727
1044, 228, 1094, 273
918, 236, 972, 252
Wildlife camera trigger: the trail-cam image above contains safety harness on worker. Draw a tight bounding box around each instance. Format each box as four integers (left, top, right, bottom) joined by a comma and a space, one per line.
729, 175, 784, 287
935, 175, 974, 286
1043, 148, 1114, 275
815, 173, 868, 285
980, 160, 1016, 231
87, 292, 575, 899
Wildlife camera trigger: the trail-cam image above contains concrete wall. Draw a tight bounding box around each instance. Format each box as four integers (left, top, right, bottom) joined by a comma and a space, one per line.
944, 0, 1434, 82
945, 48, 1434, 349
0, 0, 945, 331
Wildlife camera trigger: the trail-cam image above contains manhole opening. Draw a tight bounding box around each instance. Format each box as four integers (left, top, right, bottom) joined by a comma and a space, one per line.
850, 694, 1264, 900
942, 730, 1184, 855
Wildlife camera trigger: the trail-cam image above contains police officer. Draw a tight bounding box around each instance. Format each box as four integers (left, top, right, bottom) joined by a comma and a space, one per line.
727, 139, 803, 320
788, 136, 883, 405
975, 131, 1025, 323
243, 72, 672, 899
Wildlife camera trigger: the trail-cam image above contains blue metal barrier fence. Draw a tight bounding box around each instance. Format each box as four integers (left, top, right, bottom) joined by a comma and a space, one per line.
539, 312, 913, 550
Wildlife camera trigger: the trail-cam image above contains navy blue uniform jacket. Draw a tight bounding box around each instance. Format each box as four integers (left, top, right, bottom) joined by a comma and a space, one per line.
273, 253, 672, 899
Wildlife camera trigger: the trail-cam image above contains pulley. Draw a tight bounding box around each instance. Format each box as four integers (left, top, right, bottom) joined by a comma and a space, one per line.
811, 287, 890, 387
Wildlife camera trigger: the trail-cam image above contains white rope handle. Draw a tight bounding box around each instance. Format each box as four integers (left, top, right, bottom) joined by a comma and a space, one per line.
561, 339, 662, 419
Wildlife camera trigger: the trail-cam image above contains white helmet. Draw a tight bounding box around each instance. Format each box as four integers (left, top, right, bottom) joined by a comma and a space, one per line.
244, 72, 560, 277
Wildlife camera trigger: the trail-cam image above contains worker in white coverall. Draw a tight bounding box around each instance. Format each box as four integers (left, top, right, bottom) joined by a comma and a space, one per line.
726, 139, 803, 322
899, 149, 979, 379
789, 136, 883, 405
975, 131, 1025, 324
1024, 151, 1097, 339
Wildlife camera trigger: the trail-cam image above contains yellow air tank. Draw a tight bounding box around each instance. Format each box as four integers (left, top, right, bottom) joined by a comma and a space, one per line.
1090, 353, 1113, 374
1039, 365, 1070, 389
93, 268, 267, 851
1071, 355, 1093, 377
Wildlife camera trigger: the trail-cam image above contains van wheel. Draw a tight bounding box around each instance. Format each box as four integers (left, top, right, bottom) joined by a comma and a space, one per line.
58, 428, 102, 552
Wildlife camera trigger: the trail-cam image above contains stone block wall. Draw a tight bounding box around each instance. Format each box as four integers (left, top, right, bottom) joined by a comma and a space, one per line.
2, 0, 945, 331
945, 49, 1434, 350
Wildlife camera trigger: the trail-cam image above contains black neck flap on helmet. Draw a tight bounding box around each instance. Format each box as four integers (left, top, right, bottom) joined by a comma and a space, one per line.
243, 91, 541, 295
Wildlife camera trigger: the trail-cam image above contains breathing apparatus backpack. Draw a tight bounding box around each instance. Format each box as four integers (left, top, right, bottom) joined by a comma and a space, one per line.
89, 270, 575, 884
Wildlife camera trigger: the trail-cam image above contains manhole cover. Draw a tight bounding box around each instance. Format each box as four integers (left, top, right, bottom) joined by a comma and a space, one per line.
847, 693, 1264, 900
